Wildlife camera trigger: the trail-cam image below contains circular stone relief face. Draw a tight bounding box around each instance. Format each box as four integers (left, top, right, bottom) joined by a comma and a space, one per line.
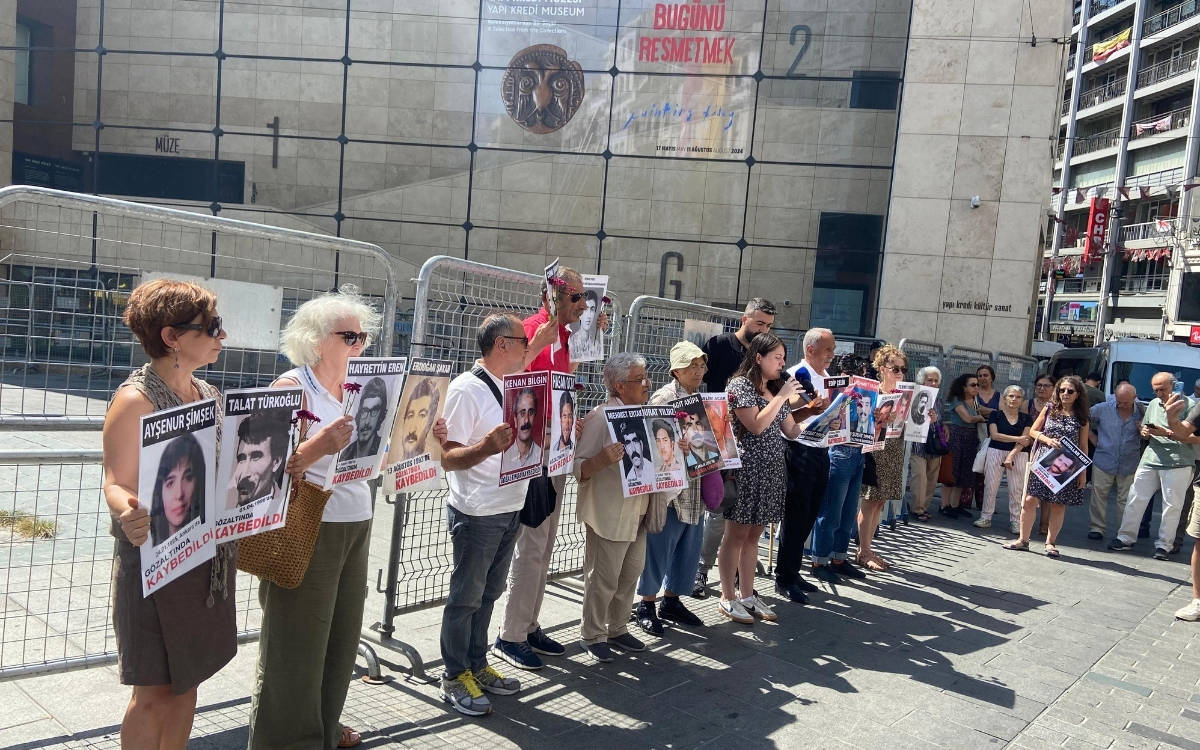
501, 44, 586, 135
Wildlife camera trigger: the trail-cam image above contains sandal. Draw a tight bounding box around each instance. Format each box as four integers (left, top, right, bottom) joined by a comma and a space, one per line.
1003, 540, 1029, 551
1044, 544, 1061, 558
339, 725, 362, 748
857, 555, 887, 572
915, 512, 931, 522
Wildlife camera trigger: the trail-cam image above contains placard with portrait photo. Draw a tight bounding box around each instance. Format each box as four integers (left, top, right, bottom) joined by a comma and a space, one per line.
500, 370, 549, 486
327, 357, 407, 489
846, 376, 880, 447
547, 372, 578, 477
603, 405, 655, 498
383, 357, 453, 494
214, 387, 302, 543
904, 384, 939, 443
137, 398, 219, 597
644, 404, 686, 493
672, 393, 722, 478
886, 382, 915, 439
1031, 437, 1091, 495
701, 392, 741, 469
568, 274, 607, 363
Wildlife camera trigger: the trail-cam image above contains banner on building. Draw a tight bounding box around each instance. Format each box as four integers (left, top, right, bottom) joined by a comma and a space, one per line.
1082, 197, 1109, 267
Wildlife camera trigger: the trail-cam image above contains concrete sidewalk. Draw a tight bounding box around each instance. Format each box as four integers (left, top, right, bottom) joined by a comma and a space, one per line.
3, 506, 1199, 750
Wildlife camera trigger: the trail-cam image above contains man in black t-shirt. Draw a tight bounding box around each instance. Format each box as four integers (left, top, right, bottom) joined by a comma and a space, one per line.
1166, 394, 1200, 621
692, 297, 776, 598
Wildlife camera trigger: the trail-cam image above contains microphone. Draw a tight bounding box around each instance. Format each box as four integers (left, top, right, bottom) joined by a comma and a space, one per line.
793, 366, 817, 398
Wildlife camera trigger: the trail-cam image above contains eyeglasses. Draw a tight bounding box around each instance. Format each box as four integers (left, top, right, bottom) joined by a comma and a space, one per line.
1036, 382, 1053, 388
623, 377, 650, 386
499, 334, 529, 348
1058, 387, 1076, 395
170, 316, 223, 338
333, 330, 368, 346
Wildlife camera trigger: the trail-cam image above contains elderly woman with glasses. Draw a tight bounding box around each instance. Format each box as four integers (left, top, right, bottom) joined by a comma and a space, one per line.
633, 341, 709, 637
575, 352, 654, 663
102, 279, 232, 749
248, 289, 386, 750
857, 344, 908, 571
1005, 376, 1090, 557
975, 385, 1033, 534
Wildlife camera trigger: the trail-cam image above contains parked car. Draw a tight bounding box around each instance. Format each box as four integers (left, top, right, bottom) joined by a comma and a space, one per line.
1046, 339, 1200, 403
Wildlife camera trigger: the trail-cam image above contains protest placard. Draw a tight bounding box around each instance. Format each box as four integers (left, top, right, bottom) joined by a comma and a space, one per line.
903, 384, 939, 443
327, 357, 407, 488
383, 357, 452, 493
568, 274, 607, 363
701, 392, 741, 469
214, 387, 302, 542
673, 393, 722, 478
1031, 437, 1091, 495
547, 372, 577, 477
644, 404, 686, 493
603, 405, 655, 498
138, 398, 219, 597
500, 370, 549, 486
847, 376, 880, 447
886, 382, 915, 439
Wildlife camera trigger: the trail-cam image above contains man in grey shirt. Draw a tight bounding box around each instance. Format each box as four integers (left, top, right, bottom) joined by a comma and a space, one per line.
1086, 383, 1142, 540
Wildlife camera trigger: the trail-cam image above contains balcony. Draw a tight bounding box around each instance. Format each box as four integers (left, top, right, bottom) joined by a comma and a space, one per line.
1121, 218, 1177, 242
1136, 50, 1198, 88
1072, 78, 1127, 110
1084, 28, 1132, 65
1072, 126, 1122, 155
1143, 0, 1200, 37
1130, 105, 1191, 139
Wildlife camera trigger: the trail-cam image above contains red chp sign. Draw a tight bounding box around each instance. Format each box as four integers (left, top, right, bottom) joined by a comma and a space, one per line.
1082, 197, 1110, 266
1190, 325, 1200, 346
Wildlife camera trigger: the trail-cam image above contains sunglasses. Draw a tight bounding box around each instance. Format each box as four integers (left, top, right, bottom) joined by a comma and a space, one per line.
886, 364, 907, 374
499, 334, 529, 347
1058, 387, 1076, 394
333, 330, 369, 346
170, 316, 223, 338
564, 292, 584, 303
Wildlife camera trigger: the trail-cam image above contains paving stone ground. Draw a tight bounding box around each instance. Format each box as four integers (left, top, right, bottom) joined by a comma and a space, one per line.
3, 496, 1199, 750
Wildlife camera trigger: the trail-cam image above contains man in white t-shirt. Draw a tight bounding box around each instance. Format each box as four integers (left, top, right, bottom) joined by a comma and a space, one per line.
774, 328, 834, 602
436, 313, 531, 717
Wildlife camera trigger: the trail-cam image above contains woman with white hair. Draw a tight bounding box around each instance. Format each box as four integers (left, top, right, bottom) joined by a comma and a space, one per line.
248, 289, 381, 750
974, 385, 1033, 534
574, 352, 653, 662
908, 366, 943, 522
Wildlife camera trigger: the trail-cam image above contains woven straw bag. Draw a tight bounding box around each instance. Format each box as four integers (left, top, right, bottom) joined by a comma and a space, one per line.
236, 475, 331, 588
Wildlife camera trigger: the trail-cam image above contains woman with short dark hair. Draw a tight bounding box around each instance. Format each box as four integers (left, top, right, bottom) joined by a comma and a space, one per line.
102, 279, 233, 749
941, 373, 986, 519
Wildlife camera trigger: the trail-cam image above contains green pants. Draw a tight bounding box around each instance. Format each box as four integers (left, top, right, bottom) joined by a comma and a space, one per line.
248, 520, 371, 750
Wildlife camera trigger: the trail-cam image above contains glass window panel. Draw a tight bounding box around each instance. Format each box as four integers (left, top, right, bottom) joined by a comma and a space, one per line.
468, 228, 599, 273
471, 151, 604, 234
350, 3, 478, 66
102, 1, 218, 55
610, 73, 753, 158
474, 66, 611, 153
221, 59, 344, 140
345, 63, 473, 146
94, 53, 216, 144
478, 0, 617, 70
606, 157, 747, 243
616, 0, 761, 75
223, 2, 340, 59
340, 142, 470, 225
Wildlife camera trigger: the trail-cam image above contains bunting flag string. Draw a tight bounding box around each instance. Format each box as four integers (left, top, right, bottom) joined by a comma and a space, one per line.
1117, 186, 1130, 200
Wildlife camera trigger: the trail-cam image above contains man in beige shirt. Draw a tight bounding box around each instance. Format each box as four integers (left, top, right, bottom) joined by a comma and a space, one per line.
574, 352, 651, 662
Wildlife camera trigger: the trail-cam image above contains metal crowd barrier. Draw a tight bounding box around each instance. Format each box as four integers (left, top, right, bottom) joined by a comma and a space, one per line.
0, 187, 400, 678
623, 296, 742, 383
373, 255, 621, 677
943, 345, 997, 386
994, 351, 1040, 396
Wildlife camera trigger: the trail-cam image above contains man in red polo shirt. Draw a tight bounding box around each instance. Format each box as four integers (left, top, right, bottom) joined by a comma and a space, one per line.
494, 265, 606, 670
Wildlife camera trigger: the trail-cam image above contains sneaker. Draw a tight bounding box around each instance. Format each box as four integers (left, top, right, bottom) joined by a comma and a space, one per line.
1009, 521, 1021, 535
633, 600, 664, 636
526, 628, 565, 656
1153, 547, 1170, 561
774, 581, 809, 605
812, 564, 842, 585
580, 640, 615, 663
491, 637, 543, 671
473, 665, 520, 696
440, 670, 492, 716
831, 560, 866, 580
1107, 538, 1134, 552
743, 594, 778, 621
972, 518, 991, 529
1087, 531, 1103, 540
658, 595, 703, 626
718, 598, 755, 624
1175, 598, 1200, 621
608, 632, 646, 652
691, 570, 709, 599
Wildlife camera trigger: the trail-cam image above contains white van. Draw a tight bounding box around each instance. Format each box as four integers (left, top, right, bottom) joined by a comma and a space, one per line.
1046, 339, 1200, 403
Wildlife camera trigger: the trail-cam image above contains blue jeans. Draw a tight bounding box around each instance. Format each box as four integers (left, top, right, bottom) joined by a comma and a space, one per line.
811, 445, 864, 565
439, 505, 521, 678
637, 506, 704, 597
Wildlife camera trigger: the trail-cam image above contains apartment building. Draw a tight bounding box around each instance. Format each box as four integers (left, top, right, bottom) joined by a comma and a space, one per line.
1046, 0, 1200, 346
